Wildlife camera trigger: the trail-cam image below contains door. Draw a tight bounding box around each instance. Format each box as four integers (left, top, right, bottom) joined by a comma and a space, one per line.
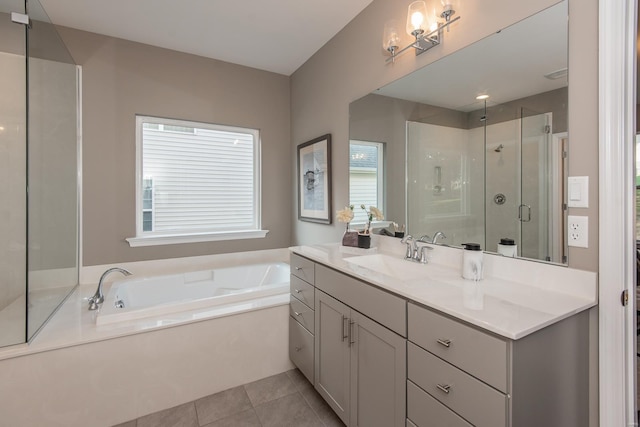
519, 110, 552, 260
315, 290, 351, 424
349, 311, 406, 427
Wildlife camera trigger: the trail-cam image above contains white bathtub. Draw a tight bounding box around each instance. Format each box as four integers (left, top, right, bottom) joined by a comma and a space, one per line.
96, 262, 290, 325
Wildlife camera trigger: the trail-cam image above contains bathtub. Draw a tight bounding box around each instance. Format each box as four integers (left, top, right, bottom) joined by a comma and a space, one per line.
96, 262, 290, 325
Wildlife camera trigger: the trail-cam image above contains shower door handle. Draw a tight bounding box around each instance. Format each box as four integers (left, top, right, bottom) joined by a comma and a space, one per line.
518, 204, 531, 222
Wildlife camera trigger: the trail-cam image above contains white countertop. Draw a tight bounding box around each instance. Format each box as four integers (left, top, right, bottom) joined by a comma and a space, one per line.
290, 237, 597, 340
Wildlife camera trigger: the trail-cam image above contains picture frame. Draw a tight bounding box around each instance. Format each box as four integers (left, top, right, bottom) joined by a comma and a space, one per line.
297, 134, 332, 224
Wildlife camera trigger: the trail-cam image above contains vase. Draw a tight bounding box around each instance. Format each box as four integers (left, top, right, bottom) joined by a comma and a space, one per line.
342, 224, 358, 247
357, 233, 371, 249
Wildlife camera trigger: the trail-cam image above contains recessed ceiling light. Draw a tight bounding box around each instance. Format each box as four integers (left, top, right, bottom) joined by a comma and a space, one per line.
476, 94, 489, 100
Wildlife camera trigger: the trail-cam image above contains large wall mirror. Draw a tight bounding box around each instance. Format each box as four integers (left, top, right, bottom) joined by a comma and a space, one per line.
349, 1, 568, 264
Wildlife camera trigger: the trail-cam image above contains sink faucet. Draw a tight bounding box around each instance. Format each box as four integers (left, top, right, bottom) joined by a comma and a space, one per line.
432, 231, 447, 244
401, 235, 416, 260
401, 235, 432, 264
88, 267, 132, 310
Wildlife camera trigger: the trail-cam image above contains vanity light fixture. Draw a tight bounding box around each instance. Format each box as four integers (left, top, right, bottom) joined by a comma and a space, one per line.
384, 0, 461, 63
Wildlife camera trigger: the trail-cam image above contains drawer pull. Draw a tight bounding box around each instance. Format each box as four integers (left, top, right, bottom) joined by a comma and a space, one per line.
295, 266, 302, 270
295, 346, 302, 352
436, 384, 451, 394
294, 311, 302, 316
294, 288, 302, 293
437, 338, 452, 348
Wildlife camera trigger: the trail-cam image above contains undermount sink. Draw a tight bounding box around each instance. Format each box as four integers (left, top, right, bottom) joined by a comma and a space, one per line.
344, 253, 430, 281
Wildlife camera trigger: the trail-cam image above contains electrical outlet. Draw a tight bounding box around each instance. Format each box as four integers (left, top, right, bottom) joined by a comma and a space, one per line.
567, 215, 588, 248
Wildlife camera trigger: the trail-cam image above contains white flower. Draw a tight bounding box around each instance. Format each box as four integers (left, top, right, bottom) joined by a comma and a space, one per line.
369, 206, 384, 221
336, 206, 354, 223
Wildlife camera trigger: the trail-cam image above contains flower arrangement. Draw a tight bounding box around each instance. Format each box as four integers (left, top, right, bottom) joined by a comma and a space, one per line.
336, 205, 355, 227
360, 204, 384, 235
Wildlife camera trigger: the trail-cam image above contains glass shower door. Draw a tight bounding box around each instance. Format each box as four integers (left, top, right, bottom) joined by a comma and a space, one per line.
0, 0, 28, 347
26, 0, 79, 340
519, 109, 552, 260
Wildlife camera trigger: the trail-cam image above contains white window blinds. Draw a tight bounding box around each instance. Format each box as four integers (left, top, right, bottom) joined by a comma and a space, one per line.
136, 116, 260, 237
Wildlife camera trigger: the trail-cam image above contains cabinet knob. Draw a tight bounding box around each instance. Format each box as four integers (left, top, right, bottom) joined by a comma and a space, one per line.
295, 346, 302, 352
436, 384, 451, 394
437, 338, 451, 348
294, 311, 302, 316
295, 267, 302, 270
294, 289, 302, 293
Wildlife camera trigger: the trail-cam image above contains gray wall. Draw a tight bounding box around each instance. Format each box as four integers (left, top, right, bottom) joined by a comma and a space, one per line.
290, 0, 598, 273
56, 27, 292, 266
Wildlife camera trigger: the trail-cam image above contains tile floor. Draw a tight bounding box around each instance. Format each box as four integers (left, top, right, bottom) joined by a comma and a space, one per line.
113, 369, 345, 427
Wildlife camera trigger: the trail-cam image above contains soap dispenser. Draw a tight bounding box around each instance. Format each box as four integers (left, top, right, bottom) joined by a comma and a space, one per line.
497, 238, 517, 257
462, 243, 483, 281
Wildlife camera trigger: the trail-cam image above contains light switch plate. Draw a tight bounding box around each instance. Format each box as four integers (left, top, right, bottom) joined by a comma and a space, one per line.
567, 176, 589, 208
567, 215, 588, 248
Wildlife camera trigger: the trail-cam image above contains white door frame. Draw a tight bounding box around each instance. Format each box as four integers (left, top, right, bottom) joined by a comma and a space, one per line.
598, 0, 637, 425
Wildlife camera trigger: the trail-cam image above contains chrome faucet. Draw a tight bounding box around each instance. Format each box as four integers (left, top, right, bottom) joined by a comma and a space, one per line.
401, 235, 416, 260
432, 231, 447, 244
401, 235, 432, 264
88, 267, 132, 311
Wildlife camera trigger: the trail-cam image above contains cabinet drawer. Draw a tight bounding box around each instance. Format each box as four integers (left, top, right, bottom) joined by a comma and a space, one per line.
289, 316, 314, 384
408, 302, 507, 392
290, 275, 315, 309
315, 264, 406, 336
291, 253, 315, 285
408, 342, 507, 427
407, 380, 472, 427
290, 295, 315, 333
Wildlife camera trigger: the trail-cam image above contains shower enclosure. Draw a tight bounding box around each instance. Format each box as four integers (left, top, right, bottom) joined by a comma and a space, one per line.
0, 0, 79, 348
407, 98, 567, 263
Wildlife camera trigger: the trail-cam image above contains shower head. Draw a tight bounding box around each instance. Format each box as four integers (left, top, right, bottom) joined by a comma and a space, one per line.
494, 144, 504, 153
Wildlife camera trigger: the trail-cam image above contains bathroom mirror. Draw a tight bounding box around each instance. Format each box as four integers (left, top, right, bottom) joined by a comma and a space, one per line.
349, 1, 568, 264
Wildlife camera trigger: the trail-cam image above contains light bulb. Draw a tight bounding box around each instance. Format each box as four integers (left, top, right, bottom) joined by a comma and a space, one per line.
406, 1, 428, 36
411, 11, 424, 30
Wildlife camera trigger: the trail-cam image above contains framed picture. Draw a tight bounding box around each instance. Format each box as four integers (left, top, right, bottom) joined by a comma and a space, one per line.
298, 134, 332, 224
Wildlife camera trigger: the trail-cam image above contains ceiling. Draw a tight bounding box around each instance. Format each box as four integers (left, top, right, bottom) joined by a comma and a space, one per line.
35, 0, 374, 76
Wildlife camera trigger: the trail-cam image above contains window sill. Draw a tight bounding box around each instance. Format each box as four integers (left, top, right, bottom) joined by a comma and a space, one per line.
126, 230, 269, 247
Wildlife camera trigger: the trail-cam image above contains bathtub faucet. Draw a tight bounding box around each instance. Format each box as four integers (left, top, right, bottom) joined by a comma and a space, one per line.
88, 267, 132, 311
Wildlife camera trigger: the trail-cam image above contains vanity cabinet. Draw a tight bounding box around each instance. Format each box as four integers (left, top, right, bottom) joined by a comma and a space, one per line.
407, 301, 589, 427
315, 265, 406, 427
289, 250, 590, 427
289, 254, 315, 383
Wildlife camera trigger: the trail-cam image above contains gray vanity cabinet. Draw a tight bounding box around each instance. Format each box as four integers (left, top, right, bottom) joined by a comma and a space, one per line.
315, 291, 351, 423
407, 301, 589, 427
315, 265, 407, 427
289, 254, 316, 383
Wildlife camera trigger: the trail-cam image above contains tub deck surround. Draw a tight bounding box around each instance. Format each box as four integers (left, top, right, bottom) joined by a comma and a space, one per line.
290, 235, 597, 340
0, 249, 291, 361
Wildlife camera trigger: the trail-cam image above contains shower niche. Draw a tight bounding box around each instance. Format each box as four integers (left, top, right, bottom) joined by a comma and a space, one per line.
0, 0, 79, 347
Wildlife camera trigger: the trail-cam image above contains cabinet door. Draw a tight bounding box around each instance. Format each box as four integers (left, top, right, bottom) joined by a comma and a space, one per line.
315, 290, 351, 425
350, 311, 406, 427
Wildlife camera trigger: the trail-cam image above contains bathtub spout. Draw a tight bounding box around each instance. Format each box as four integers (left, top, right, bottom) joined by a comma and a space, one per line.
88, 267, 132, 311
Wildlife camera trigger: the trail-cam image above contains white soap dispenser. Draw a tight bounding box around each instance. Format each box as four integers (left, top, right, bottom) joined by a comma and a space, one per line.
462, 243, 483, 281
497, 238, 517, 257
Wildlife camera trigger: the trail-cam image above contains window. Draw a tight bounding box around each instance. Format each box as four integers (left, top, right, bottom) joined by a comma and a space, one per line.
349, 140, 385, 224
127, 116, 266, 247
